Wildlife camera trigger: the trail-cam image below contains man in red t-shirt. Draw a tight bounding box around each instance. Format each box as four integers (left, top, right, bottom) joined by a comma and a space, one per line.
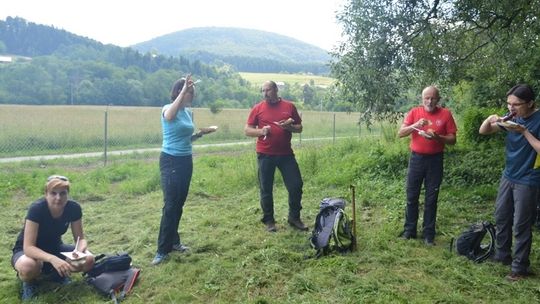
244, 81, 307, 232
397, 86, 457, 245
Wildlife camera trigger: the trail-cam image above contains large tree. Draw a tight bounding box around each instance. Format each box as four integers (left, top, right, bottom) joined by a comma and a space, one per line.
332, 0, 540, 115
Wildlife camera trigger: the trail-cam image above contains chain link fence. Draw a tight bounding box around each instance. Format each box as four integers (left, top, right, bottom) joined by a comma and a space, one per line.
0, 104, 385, 165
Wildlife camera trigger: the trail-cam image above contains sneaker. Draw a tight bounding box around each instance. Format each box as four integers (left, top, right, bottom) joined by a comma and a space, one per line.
424, 238, 435, 246
399, 231, 417, 240
265, 222, 277, 232
288, 218, 308, 231
172, 244, 190, 253
151, 252, 168, 265
21, 281, 38, 301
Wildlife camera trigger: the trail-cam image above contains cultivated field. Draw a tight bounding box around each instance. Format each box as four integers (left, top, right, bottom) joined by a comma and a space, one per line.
0, 104, 385, 158
239, 72, 335, 87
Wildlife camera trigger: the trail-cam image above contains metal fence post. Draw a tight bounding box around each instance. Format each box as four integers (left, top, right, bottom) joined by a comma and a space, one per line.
103, 106, 109, 166
299, 112, 302, 146
333, 113, 336, 144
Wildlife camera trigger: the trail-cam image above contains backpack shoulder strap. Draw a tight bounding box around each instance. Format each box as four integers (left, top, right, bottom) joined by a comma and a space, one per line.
473, 222, 496, 263
118, 267, 141, 301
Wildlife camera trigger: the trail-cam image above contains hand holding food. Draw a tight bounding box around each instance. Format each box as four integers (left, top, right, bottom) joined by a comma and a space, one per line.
497, 112, 515, 122
199, 125, 218, 134
275, 118, 294, 127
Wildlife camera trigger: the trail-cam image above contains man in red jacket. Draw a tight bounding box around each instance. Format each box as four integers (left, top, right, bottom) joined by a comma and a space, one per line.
244, 81, 307, 232
398, 86, 457, 246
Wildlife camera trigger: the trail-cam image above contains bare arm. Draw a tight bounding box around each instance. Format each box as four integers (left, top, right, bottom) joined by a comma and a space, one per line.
23, 220, 75, 276
163, 75, 194, 121
275, 118, 302, 133
244, 124, 268, 138
398, 118, 429, 138
479, 114, 502, 135
398, 123, 417, 138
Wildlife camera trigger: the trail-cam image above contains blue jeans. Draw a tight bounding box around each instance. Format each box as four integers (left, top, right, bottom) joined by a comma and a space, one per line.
257, 153, 303, 224
403, 152, 443, 240
157, 152, 192, 254
494, 177, 538, 273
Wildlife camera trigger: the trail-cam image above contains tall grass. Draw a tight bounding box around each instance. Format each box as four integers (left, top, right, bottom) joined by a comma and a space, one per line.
1, 138, 534, 303
0, 105, 372, 158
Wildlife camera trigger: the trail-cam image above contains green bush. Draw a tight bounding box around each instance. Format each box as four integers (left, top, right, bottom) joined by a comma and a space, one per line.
444, 147, 504, 187
461, 107, 505, 145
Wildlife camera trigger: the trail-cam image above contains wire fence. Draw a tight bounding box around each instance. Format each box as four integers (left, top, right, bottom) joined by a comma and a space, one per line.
0, 104, 387, 166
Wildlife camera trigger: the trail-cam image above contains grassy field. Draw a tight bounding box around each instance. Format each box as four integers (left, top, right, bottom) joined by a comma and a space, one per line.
1, 137, 539, 303
239, 72, 335, 88
0, 104, 381, 158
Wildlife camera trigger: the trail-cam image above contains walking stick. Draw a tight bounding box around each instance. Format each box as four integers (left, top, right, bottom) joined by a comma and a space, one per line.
350, 184, 357, 251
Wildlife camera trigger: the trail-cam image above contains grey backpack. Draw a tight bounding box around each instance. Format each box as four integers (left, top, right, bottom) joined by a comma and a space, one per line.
309, 198, 355, 258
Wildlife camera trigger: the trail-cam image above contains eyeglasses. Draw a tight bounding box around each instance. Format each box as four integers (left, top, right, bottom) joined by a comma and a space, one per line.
47, 175, 69, 182
507, 102, 528, 107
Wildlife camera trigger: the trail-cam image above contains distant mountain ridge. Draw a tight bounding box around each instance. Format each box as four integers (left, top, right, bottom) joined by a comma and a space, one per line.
131, 27, 331, 74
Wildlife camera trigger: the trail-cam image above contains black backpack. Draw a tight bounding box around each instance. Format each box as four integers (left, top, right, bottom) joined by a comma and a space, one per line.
310, 198, 355, 258
450, 221, 496, 263
84, 253, 140, 303
85, 253, 132, 277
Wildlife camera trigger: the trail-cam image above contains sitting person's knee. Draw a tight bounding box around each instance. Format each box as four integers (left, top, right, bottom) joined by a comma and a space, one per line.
16, 257, 42, 281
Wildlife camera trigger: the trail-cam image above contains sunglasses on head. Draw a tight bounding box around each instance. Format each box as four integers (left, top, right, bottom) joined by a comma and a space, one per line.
47, 175, 69, 182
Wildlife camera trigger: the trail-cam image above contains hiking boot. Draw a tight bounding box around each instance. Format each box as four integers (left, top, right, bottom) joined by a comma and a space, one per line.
399, 231, 417, 240
265, 222, 277, 232
505, 271, 533, 282
151, 252, 168, 265
172, 244, 190, 253
288, 218, 308, 231
21, 281, 38, 301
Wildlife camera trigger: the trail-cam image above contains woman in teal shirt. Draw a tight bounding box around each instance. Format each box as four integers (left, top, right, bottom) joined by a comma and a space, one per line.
152, 75, 216, 265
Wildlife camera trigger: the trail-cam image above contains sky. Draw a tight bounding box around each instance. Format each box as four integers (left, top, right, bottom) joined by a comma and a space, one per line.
1, 0, 348, 51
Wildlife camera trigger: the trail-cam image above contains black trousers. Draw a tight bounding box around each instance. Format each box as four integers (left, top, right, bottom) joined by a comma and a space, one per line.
403, 152, 443, 239
157, 152, 192, 254
257, 153, 303, 224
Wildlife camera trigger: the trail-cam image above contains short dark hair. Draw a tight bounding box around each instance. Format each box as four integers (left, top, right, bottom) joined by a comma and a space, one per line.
506, 84, 535, 102
170, 78, 186, 102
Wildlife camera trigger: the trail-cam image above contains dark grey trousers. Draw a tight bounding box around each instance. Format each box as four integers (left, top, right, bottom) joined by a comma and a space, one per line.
494, 177, 538, 273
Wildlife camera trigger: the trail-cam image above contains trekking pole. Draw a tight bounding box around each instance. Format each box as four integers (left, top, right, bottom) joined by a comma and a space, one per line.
350, 184, 357, 251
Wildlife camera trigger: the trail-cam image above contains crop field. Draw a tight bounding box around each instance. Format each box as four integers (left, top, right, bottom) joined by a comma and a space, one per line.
0, 104, 388, 158
239, 72, 336, 87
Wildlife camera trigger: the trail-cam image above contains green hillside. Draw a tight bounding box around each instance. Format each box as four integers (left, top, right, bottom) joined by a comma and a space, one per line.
132, 27, 331, 74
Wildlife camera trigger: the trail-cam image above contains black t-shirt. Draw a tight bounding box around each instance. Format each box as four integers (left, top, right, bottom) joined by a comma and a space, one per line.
13, 198, 82, 254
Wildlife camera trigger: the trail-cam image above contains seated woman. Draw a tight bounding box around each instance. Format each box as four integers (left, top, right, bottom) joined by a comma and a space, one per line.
11, 175, 95, 300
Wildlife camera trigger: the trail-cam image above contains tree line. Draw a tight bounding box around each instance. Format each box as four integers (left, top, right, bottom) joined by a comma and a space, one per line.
0, 17, 340, 111
331, 0, 540, 121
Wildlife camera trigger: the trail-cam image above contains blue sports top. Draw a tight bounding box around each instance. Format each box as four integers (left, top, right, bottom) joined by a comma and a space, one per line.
161, 104, 194, 156
503, 110, 540, 186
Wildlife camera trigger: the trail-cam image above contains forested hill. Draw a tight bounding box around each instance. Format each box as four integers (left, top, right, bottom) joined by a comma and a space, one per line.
0, 17, 334, 108
131, 27, 331, 74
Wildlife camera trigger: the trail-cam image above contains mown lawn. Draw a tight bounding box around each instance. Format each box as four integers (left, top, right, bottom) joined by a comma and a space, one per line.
1, 138, 539, 303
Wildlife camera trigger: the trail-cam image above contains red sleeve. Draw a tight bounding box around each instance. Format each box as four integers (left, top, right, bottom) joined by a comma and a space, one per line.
246, 102, 262, 127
